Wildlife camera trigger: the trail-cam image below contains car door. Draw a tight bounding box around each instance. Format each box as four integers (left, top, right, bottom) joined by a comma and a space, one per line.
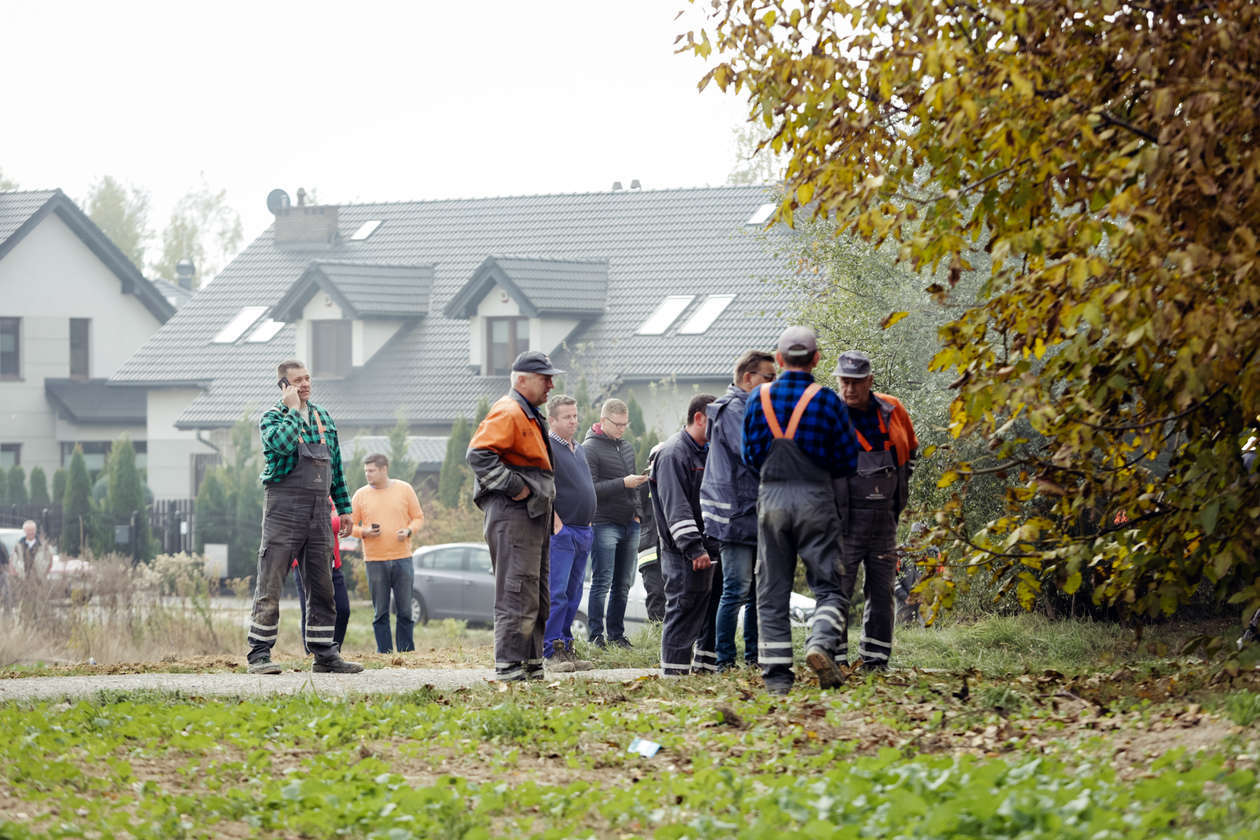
464, 545, 496, 625
414, 546, 468, 621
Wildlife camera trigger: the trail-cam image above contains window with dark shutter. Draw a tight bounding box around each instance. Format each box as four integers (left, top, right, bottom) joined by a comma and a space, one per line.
0, 318, 19, 378
312, 320, 353, 378
70, 318, 90, 378
486, 317, 529, 376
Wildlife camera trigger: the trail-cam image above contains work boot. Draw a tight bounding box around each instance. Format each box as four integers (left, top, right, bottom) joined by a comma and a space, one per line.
547, 646, 578, 673
247, 659, 282, 675
610, 636, 633, 649
765, 679, 792, 696
312, 655, 365, 674
805, 646, 844, 690
565, 640, 593, 671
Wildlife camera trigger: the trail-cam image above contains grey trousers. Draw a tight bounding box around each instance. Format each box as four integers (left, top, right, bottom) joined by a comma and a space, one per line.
248, 487, 339, 663
483, 494, 550, 680
838, 506, 899, 665
756, 481, 848, 687
660, 547, 717, 676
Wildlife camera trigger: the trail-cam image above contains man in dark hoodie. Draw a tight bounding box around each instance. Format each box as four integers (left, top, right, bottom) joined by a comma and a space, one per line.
583, 398, 649, 647
700, 350, 777, 670
652, 393, 719, 676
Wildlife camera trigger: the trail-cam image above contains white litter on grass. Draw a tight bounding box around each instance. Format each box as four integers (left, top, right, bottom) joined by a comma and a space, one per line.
628, 737, 661, 757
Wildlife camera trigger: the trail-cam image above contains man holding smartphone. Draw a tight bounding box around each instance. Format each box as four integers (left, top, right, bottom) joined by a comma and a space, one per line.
246, 359, 363, 675
350, 453, 425, 653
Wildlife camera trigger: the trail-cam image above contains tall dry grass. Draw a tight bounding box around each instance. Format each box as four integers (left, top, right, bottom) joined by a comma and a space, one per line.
0, 552, 243, 667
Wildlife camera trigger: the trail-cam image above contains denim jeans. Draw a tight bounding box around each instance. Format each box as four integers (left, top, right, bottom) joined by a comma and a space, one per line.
587, 520, 640, 641
544, 524, 594, 656
366, 556, 415, 653
714, 541, 758, 666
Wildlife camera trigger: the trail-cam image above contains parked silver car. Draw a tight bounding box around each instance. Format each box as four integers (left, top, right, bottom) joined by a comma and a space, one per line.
411, 542, 496, 625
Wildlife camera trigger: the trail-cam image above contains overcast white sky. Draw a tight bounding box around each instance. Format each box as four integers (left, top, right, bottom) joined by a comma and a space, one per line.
1, 0, 751, 247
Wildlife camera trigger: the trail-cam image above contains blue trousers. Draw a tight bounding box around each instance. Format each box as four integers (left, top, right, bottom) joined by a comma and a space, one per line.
366, 556, 415, 653
714, 541, 758, 666
544, 524, 594, 657
296, 564, 351, 653
587, 520, 640, 642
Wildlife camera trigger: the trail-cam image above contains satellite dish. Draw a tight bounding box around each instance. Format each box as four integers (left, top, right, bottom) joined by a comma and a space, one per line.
266, 189, 291, 215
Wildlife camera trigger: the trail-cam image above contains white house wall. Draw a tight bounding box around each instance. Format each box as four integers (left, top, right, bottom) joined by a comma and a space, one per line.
618, 379, 729, 438
359, 319, 402, 367
146, 388, 215, 500
0, 212, 164, 480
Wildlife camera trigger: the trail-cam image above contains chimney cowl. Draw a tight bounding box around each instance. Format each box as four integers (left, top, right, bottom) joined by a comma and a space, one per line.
630, 179, 641, 189
611, 181, 623, 191
174, 259, 196, 290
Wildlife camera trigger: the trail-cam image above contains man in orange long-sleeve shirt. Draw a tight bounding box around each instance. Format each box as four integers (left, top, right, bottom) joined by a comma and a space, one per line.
350, 453, 425, 653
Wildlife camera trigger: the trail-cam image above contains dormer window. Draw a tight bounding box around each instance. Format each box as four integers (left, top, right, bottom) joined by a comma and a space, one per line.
487, 316, 529, 376
311, 319, 352, 377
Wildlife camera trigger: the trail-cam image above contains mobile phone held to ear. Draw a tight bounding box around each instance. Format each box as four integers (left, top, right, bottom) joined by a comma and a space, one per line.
277, 377, 290, 390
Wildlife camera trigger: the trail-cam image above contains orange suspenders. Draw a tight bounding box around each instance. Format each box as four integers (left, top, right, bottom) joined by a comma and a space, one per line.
853, 409, 890, 452
759, 382, 822, 440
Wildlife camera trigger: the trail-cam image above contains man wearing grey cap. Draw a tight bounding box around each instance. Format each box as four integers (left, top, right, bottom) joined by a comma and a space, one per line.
467, 350, 561, 681
742, 326, 860, 695
834, 349, 918, 669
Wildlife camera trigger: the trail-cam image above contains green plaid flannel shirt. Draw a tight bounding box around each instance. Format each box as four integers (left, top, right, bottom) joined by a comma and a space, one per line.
258, 401, 352, 514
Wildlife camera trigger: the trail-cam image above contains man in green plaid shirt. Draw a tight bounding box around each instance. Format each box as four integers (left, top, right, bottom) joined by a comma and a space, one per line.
246, 359, 363, 675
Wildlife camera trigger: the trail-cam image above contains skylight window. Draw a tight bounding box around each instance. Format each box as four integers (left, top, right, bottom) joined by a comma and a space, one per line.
746, 203, 776, 225
678, 295, 736, 334
245, 318, 286, 343
349, 220, 383, 241
211, 306, 267, 344
637, 295, 695, 335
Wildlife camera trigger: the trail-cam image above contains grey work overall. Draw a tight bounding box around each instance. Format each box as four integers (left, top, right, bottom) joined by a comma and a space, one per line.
838, 412, 899, 667
485, 493, 551, 681
659, 549, 718, 676
247, 410, 340, 663
754, 383, 849, 688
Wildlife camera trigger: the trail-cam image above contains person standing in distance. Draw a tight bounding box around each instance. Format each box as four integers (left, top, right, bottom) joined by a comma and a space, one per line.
583, 398, 649, 648
742, 327, 858, 695
247, 360, 363, 675
467, 351, 561, 681
834, 350, 918, 669
701, 350, 777, 671
542, 394, 596, 672
351, 453, 425, 654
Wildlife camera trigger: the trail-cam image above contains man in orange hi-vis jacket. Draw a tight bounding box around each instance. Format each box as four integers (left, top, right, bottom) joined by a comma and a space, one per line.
467, 351, 561, 681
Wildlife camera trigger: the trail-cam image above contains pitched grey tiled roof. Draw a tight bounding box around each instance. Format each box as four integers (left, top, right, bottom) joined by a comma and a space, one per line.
0, 190, 58, 246
445, 256, 608, 318
273, 261, 433, 320
111, 186, 793, 428
151, 278, 194, 310
342, 435, 449, 468
44, 379, 147, 424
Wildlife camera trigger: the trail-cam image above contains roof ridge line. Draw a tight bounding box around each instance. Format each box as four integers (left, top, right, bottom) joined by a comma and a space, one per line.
329, 183, 776, 209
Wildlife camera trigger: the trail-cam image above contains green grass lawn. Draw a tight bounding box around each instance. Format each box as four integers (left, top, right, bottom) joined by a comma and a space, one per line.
2, 615, 1259, 838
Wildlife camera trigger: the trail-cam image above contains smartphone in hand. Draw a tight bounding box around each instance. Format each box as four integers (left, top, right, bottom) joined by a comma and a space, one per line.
277, 377, 290, 390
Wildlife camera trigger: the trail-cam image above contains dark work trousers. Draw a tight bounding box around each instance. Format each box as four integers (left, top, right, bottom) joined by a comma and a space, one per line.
296, 564, 350, 652
838, 506, 898, 666
483, 494, 551, 680
640, 556, 666, 622
756, 439, 849, 689
660, 547, 717, 676
248, 487, 340, 663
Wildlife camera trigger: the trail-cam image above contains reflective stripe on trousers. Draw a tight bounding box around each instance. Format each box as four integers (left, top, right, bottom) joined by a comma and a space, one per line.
659, 547, 717, 676
755, 437, 848, 688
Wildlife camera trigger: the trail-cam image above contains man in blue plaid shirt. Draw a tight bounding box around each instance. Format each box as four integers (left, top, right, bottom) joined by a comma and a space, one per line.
245, 359, 363, 675
742, 326, 858, 695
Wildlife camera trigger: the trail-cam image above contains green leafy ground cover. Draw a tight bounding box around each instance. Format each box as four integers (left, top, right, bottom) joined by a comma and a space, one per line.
1, 619, 1258, 839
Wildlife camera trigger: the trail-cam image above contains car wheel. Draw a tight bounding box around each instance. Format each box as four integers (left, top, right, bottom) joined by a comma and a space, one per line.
411, 594, 429, 625
571, 611, 589, 641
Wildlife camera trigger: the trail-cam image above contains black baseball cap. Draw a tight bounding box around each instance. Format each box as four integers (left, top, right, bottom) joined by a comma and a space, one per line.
511, 351, 564, 376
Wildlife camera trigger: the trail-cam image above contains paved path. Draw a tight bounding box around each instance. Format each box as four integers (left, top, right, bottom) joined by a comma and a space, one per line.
0, 667, 658, 703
